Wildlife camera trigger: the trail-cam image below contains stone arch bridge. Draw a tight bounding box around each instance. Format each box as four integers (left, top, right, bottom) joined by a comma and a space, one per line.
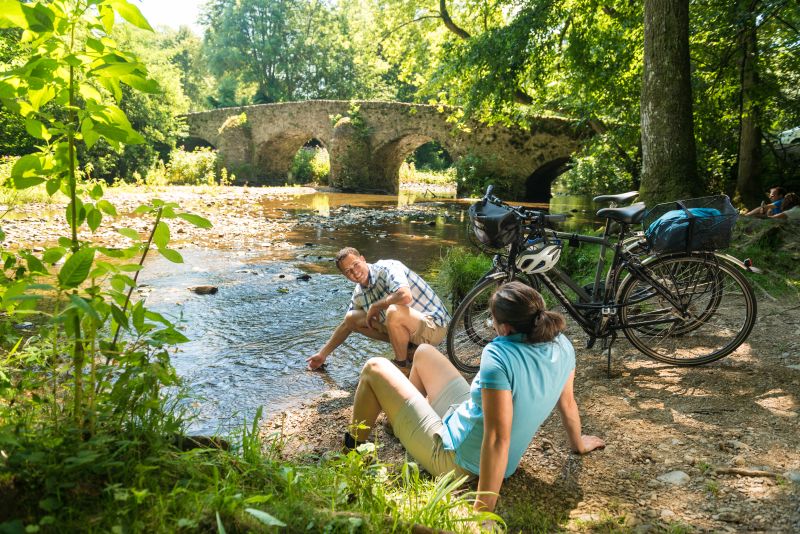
184, 100, 590, 200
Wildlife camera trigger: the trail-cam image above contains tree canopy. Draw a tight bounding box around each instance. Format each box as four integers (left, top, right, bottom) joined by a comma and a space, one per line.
1, 0, 798, 199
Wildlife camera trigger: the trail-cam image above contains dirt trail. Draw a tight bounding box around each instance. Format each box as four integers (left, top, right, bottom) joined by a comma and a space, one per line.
264, 301, 800, 533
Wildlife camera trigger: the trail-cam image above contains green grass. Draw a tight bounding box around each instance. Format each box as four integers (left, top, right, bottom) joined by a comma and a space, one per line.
429, 246, 493, 309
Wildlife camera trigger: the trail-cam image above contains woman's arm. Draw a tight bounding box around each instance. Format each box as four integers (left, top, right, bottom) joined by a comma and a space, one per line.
556, 370, 605, 453
475, 388, 513, 513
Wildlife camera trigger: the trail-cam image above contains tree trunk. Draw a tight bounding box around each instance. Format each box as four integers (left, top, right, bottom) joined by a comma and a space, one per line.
736, 1, 763, 208
640, 0, 701, 204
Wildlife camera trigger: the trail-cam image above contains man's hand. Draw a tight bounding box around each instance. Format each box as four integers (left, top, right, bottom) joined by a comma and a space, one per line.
306, 352, 327, 370
574, 435, 605, 454
366, 301, 384, 328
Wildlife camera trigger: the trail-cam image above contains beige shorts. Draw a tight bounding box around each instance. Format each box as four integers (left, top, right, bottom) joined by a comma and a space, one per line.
373, 314, 447, 346
391, 376, 474, 478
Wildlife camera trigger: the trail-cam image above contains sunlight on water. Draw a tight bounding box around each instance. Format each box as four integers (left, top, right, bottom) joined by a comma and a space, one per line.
139, 192, 597, 434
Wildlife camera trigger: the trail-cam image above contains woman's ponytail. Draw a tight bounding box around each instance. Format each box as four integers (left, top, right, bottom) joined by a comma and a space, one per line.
490, 281, 565, 343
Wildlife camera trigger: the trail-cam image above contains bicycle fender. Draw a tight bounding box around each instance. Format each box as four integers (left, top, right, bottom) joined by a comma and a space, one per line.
713, 252, 762, 274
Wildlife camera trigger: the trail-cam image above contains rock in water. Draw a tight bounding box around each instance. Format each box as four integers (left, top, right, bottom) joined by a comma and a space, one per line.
188, 285, 218, 295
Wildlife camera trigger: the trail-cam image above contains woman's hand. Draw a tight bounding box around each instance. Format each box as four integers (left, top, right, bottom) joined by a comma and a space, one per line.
574, 434, 605, 454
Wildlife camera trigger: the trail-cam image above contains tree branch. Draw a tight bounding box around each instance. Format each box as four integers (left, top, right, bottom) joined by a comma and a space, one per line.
439, 0, 470, 39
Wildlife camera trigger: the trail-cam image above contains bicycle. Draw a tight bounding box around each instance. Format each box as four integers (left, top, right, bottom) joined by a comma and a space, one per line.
446, 186, 758, 374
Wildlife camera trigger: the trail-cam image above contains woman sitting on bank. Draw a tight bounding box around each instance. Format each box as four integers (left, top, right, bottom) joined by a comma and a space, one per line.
769, 192, 800, 221
346, 281, 605, 513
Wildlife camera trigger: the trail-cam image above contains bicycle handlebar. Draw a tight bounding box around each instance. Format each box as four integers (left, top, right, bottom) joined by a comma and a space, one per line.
481, 185, 568, 225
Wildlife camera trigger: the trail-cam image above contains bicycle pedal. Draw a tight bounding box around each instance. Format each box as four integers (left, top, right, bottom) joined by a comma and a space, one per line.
586, 337, 597, 349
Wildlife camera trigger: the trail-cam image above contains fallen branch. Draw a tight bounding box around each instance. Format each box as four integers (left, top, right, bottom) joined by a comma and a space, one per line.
714, 467, 778, 477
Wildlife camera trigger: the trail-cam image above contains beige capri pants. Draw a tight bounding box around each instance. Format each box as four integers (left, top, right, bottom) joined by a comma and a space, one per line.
389, 375, 475, 479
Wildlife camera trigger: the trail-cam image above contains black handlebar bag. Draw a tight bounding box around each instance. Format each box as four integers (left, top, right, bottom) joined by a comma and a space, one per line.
468, 201, 519, 248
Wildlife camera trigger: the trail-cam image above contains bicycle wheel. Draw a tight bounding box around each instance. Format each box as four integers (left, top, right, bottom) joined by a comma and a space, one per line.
446, 274, 518, 373
618, 254, 757, 366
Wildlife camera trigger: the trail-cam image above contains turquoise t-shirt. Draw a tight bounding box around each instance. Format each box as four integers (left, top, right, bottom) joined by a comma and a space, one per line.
440, 333, 576, 478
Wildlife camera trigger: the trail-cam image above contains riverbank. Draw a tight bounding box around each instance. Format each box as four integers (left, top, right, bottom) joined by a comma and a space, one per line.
266, 297, 800, 532
4, 184, 800, 532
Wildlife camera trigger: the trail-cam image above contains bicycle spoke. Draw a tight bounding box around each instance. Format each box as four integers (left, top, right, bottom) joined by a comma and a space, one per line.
620, 255, 756, 365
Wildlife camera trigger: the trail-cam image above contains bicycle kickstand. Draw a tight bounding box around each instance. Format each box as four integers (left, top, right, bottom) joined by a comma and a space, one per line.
602, 332, 618, 378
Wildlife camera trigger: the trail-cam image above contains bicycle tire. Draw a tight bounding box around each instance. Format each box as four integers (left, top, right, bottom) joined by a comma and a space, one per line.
446, 273, 525, 373
618, 254, 756, 366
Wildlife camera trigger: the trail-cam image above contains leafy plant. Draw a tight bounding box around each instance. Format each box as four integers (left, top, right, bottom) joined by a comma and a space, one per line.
0, 1, 212, 527
290, 146, 330, 184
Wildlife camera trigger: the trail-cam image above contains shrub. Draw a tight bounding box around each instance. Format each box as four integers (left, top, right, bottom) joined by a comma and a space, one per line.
454, 154, 518, 199
290, 147, 330, 184
399, 163, 456, 186
146, 147, 221, 186
555, 136, 634, 195
431, 247, 493, 308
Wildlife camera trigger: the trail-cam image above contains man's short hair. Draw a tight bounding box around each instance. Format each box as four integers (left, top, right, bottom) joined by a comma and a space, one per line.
335, 247, 361, 268
770, 186, 786, 197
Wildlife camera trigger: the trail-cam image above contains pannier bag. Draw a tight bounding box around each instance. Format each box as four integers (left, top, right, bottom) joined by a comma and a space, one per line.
643, 195, 738, 254
468, 201, 519, 248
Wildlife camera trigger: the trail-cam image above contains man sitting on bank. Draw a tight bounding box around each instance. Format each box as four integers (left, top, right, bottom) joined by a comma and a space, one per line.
307, 247, 450, 373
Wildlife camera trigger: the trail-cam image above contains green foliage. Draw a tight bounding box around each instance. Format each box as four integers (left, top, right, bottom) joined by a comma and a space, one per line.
148, 147, 221, 186
431, 247, 493, 307
290, 146, 330, 184
409, 141, 453, 171
454, 153, 518, 199
217, 112, 247, 135
0, 1, 212, 529
201, 0, 393, 105
80, 22, 190, 183
400, 163, 456, 186
557, 136, 636, 196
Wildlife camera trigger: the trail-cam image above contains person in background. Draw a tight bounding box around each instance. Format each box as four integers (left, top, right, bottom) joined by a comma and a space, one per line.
307, 247, 450, 374
745, 186, 786, 217
770, 192, 800, 221
344, 281, 605, 514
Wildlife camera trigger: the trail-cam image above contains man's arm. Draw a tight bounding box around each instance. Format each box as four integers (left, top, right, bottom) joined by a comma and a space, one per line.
306, 319, 353, 370
474, 388, 513, 513
556, 370, 605, 453
365, 286, 412, 327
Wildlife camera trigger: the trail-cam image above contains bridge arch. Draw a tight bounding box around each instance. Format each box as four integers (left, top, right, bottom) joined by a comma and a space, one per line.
371, 131, 461, 193
524, 157, 573, 202
185, 101, 590, 199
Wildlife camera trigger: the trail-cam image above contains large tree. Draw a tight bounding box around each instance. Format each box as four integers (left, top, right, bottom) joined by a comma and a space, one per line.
201, 0, 392, 105
639, 0, 702, 203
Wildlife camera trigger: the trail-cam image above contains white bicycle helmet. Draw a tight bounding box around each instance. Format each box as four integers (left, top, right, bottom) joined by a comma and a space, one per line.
515, 239, 562, 274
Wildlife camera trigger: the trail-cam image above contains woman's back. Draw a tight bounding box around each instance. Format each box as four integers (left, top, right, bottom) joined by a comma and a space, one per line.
440, 332, 576, 477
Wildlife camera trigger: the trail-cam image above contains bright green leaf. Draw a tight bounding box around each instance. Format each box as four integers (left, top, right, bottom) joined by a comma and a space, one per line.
97, 200, 117, 216
116, 228, 141, 241
244, 509, 285, 528
58, 248, 95, 289
87, 207, 102, 232
176, 213, 212, 229
152, 222, 169, 249
42, 247, 66, 264
109, 0, 154, 31
158, 248, 183, 263
25, 117, 50, 140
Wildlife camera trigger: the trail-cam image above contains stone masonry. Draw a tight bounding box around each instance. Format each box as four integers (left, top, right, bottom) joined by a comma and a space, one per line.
184, 100, 590, 199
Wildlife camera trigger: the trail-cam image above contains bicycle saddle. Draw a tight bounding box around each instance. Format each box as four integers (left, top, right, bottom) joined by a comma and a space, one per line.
593, 191, 639, 204
596, 201, 647, 224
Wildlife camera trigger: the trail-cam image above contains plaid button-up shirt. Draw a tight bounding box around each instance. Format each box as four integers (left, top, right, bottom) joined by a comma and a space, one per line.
348, 260, 450, 327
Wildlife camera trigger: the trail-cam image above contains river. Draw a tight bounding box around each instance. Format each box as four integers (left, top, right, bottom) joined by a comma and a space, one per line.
138, 190, 596, 435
